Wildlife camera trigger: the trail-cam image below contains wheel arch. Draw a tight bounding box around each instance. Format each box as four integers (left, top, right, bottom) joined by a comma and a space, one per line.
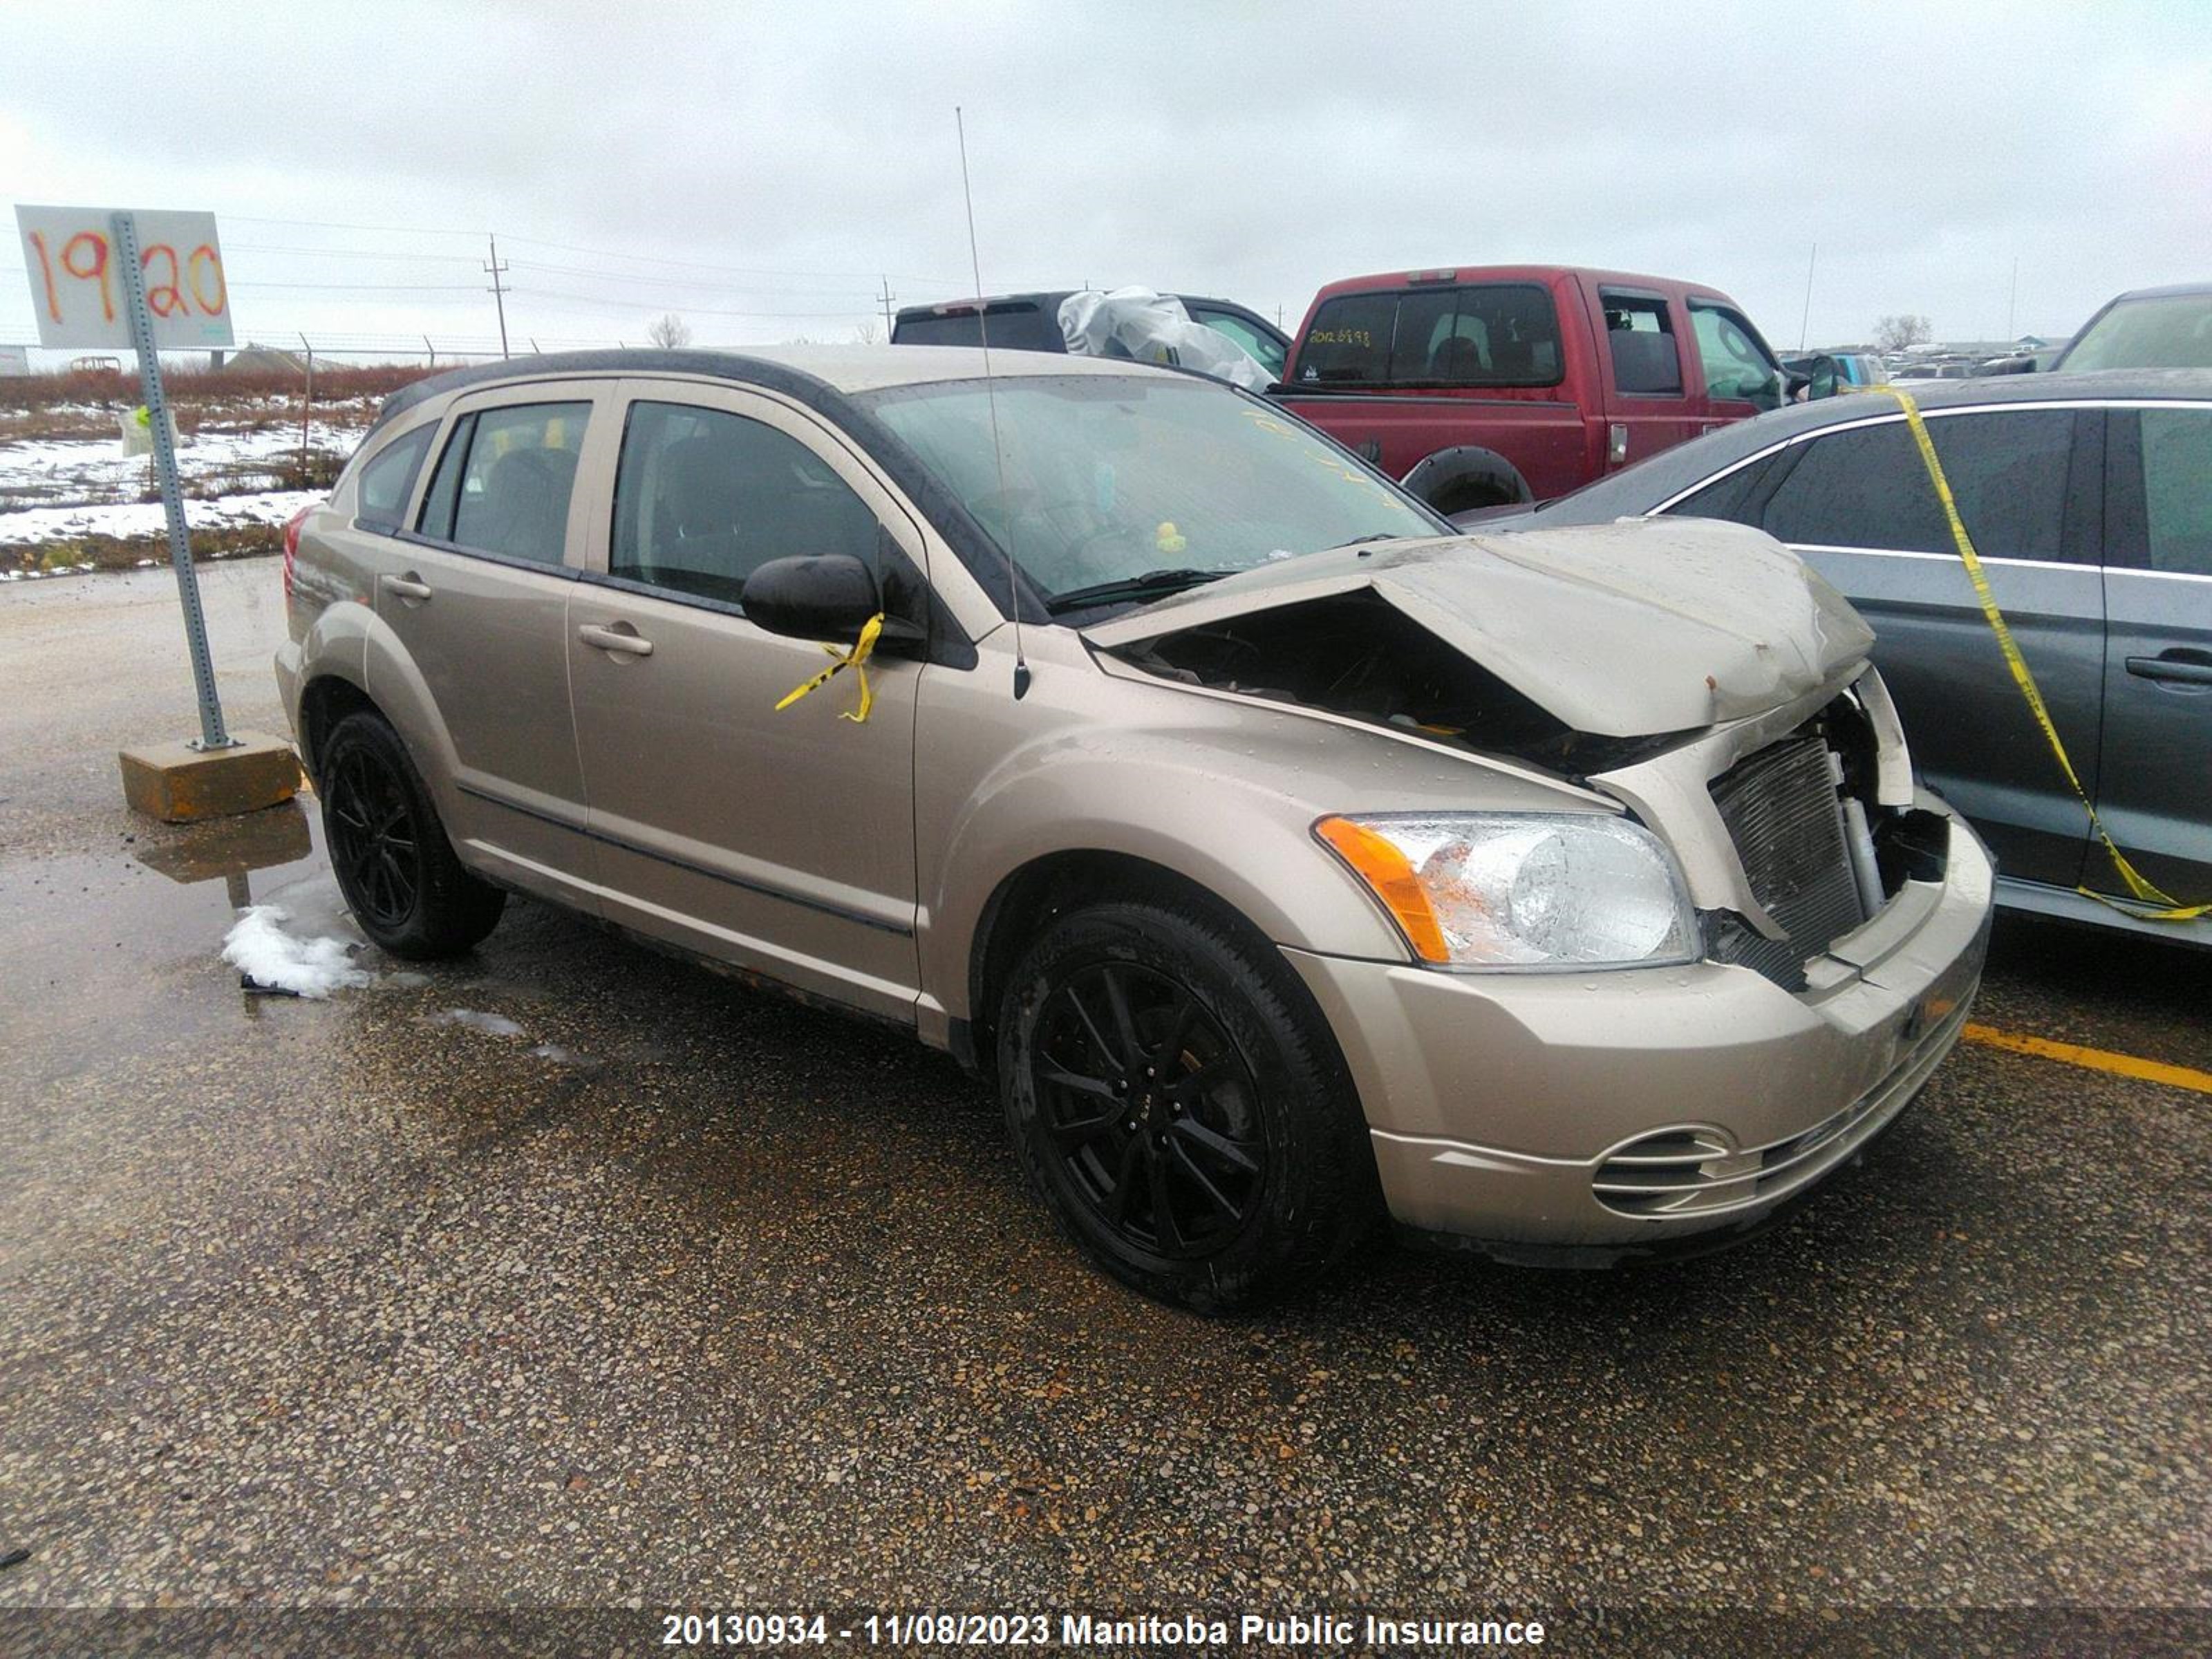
1400, 445, 1534, 515
960, 850, 1353, 1098
296, 672, 383, 782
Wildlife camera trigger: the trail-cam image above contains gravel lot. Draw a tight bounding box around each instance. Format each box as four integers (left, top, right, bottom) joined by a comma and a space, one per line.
1, 566, 2206, 1655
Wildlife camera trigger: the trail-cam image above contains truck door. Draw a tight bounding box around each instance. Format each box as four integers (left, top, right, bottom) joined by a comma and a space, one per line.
1589, 285, 1700, 471
1687, 299, 1787, 429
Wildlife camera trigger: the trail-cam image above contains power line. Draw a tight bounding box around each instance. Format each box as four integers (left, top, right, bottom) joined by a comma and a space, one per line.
509, 287, 865, 319
504, 259, 880, 299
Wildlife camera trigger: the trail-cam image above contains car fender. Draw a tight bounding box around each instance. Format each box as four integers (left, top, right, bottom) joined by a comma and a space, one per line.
915, 650, 1602, 1024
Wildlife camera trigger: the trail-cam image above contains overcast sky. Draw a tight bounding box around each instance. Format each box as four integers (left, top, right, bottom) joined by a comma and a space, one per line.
5, 1, 2207, 362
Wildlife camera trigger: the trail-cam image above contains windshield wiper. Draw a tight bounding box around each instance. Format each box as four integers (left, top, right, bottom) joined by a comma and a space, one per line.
1329, 532, 1401, 549
1042, 568, 1235, 616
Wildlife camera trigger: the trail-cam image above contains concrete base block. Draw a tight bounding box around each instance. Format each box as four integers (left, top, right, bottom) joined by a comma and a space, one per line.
119, 730, 302, 823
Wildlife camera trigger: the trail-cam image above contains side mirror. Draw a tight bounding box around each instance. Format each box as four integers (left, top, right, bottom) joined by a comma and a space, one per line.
740, 554, 884, 646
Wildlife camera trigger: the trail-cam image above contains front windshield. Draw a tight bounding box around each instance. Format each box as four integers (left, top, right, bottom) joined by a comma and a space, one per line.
2061, 293, 2212, 371
856, 375, 1445, 605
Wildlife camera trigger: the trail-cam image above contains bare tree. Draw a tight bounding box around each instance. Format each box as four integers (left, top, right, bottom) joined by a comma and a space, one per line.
1873, 314, 1933, 354
851, 319, 881, 346
646, 312, 693, 349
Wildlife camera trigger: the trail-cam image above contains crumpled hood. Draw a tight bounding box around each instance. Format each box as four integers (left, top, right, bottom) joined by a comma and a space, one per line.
1081, 519, 1875, 738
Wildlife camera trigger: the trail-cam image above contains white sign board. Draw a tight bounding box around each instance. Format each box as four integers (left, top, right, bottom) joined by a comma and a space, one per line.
14, 205, 235, 350
0, 344, 28, 377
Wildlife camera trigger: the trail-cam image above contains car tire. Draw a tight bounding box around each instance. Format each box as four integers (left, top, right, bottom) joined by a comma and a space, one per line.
996, 898, 1378, 1311
318, 711, 505, 959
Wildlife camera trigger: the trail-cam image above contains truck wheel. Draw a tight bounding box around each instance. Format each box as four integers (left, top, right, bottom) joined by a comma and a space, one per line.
320, 711, 505, 959
996, 898, 1378, 1310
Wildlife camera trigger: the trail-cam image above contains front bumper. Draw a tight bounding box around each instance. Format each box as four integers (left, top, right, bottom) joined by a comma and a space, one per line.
1283, 807, 1994, 1259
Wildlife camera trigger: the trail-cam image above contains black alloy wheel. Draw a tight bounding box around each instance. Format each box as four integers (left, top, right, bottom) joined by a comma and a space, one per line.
997, 897, 1379, 1309
316, 711, 505, 959
326, 744, 422, 932
1031, 960, 1264, 1258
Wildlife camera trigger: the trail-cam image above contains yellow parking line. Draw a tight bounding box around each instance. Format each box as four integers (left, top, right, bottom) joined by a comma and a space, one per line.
1962, 1023, 2212, 1096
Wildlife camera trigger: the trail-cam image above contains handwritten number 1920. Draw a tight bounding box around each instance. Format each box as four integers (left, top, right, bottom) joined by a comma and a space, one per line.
26, 229, 227, 324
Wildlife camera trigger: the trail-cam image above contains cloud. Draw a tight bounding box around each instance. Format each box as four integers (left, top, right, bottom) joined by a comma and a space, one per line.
2, 0, 2204, 355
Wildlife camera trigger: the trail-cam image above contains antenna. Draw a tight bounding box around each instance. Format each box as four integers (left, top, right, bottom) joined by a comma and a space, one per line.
956, 105, 1030, 700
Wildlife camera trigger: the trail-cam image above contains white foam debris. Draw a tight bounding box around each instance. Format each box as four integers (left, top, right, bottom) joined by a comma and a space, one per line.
431, 1008, 526, 1038
222, 905, 372, 999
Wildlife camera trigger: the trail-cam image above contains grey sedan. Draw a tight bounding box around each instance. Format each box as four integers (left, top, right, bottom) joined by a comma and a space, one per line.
1478, 369, 2212, 944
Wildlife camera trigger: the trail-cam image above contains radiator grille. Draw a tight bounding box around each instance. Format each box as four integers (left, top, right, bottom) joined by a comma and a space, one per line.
1707, 732, 1866, 985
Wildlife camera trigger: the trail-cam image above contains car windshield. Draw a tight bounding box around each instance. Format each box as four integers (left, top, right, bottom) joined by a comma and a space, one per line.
2061, 293, 2212, 371
856, 374, 1445, 606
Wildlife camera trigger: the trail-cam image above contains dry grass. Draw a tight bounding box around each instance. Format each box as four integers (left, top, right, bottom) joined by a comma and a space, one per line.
0, 364, 441, 444
8, 519, 285, 577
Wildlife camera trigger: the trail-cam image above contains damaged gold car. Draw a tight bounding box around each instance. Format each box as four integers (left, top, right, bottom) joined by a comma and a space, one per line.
276, 348, 1993, 1309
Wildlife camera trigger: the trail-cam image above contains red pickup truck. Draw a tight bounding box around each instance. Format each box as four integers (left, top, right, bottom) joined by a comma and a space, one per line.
1271, 265, 1790, 514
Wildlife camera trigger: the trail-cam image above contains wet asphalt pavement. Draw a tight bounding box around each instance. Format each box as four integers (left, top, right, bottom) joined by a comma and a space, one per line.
0, 565, 2206, 1642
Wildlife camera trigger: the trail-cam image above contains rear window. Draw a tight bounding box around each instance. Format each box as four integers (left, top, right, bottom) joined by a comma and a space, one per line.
1295, 283, 1564, 388
2061, 292, 2212, 372
893, 305, 1067, 353
354, 424, 434, 531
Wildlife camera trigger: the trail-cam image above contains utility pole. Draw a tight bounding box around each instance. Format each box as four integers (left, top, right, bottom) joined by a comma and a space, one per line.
879, 275, 898, 337
484, 233, 511, 360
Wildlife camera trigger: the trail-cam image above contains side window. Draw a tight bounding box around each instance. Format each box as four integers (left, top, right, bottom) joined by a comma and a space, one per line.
1690, 303, 1783, 411
1601, 293, 1685, 396
418, 401, 592, 565
610, 402, 881, 606
355, 424, 434, 530
1191, 310, 1285, 379
1295, 293, 1395, 384
1760, 411, 2074, 558
2139, 409, 2212, 576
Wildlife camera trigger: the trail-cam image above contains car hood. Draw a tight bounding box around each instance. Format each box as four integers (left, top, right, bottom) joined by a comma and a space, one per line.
1080, 520, 1874, 738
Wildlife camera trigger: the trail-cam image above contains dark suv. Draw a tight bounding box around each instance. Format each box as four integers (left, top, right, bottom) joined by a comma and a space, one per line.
892, 291, 1291, 381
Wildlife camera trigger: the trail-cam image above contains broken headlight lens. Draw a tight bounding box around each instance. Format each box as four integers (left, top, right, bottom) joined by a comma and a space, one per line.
1315, 814, 1698, 969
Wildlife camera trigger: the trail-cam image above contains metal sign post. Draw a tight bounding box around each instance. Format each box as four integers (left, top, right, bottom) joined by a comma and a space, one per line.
110, 210, 233, 750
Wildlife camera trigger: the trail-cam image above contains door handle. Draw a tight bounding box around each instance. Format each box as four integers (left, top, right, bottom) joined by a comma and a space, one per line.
577, 622, 653, 657
2125, 652, 2212, 687
379, 572, 431, 602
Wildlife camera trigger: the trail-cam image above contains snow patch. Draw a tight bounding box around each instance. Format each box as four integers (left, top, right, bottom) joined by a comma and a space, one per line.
223, 905, 372, 999
431, 1007, 527, 1038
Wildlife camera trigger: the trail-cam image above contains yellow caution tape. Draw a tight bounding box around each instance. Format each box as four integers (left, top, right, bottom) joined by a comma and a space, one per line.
774, 612, 883, 724
1873, 386, 2206, 921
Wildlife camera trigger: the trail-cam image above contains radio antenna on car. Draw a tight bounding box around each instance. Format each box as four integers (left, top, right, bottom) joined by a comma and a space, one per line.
955, 105, 1031, 700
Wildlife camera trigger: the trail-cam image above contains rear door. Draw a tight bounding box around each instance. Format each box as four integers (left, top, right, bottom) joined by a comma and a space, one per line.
1732, 404, 2103, 888
379, 382, 614, 908
1590, 285, 1700, 470
563, 379, 928, 1020
2095, 402, 2212, 903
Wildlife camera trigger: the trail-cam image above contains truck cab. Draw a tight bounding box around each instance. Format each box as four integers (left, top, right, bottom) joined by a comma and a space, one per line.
1273, 266, 1788, 514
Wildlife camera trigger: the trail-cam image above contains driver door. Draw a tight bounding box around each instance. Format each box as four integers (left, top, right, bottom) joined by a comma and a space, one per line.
565, 380, 928, 1021
1688, 298, 1785, 428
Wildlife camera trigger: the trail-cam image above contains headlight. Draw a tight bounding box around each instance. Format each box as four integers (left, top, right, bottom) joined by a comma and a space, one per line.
1315, 813, 1698, 970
